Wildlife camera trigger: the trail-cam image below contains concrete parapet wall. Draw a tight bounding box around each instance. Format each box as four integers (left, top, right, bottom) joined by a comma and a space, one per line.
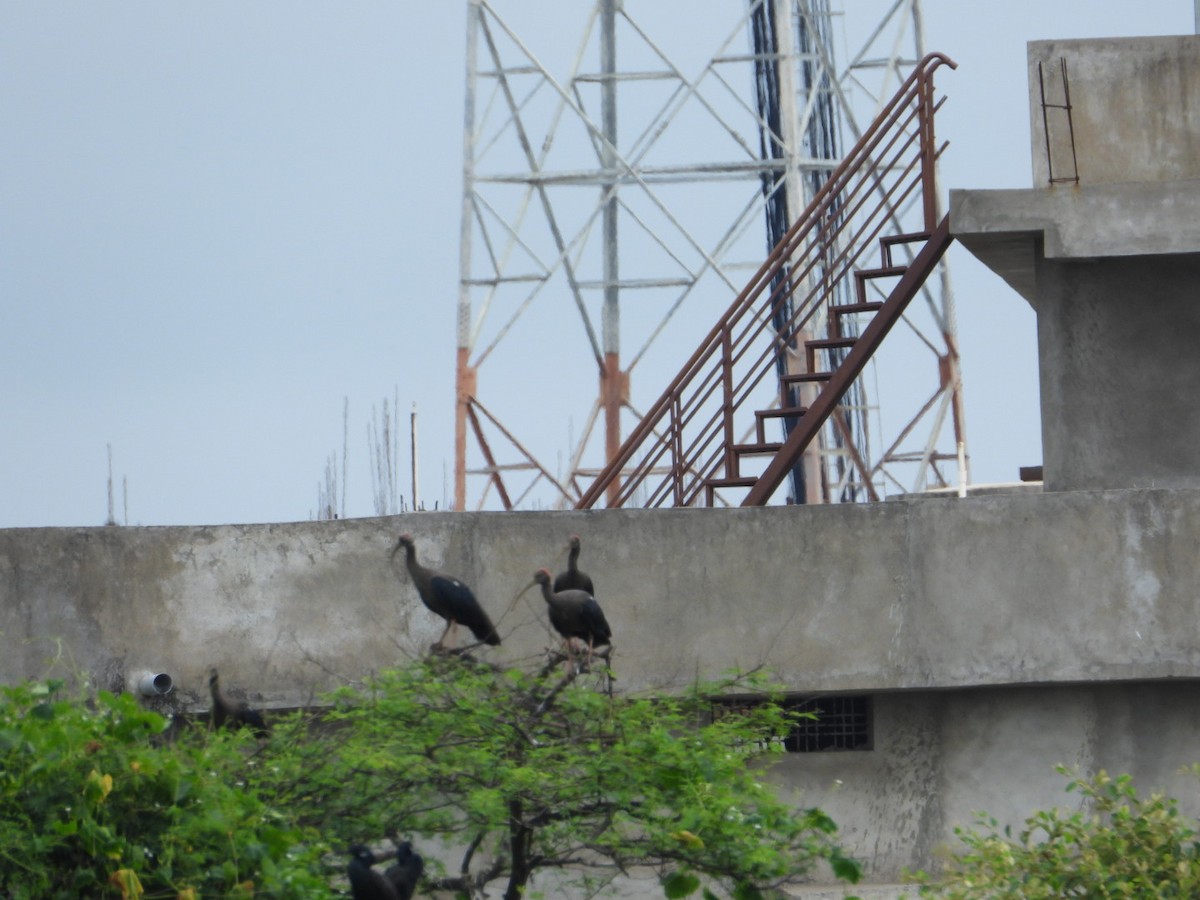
3, 489, 1200, 710
1029, 35, 1200, 186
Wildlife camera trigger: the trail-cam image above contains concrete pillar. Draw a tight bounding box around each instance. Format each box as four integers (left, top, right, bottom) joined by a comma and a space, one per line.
951, 35, 1200, 492
1035, 253, 1200, 491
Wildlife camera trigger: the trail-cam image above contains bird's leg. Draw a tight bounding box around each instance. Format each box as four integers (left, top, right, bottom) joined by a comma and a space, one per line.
434, 619, 453, 651
585, 636, 595, 670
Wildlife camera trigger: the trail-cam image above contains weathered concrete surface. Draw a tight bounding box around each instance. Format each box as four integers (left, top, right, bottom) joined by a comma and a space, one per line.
951, 35, 1200, 494
1028, 35, 1200, 187
795, 682, 1200, 883
1034, 252, 1200, 493
950, 187, 1200, 492
4, 497, 1200, 887
950, 181, 1200, 306
3, 490, 1200, 708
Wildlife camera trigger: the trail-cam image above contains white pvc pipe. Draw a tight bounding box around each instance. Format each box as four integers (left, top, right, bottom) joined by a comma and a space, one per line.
136, 672, 174, 696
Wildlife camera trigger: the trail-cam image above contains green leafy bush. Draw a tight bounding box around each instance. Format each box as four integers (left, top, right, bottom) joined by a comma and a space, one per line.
0, 661, 861, 899
916, 766, 1200, 899
0, 680, 326, 899
250, 658, 860, 899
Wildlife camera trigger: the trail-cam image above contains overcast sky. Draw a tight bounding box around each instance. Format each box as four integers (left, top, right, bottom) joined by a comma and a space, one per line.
1, 1, 1192, 527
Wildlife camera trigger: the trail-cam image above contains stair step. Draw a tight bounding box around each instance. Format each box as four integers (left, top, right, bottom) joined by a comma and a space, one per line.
732, 441, 784, 455
704, 476, 760, 505
806, 337, 857, 350
756, 407, 808, 419
854, 266, 907, 304
806, 336, 856, 369
755, 406, 808, 443
781, 371, 833, 385
832, 301, 884, 315
855, 265, 908, 280
880, 231, 930, 266
706, 476, 758, 489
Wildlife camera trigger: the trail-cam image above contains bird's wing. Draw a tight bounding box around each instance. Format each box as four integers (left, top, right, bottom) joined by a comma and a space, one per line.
348, 858, 402, 900
383, 853, 423, 900
433, 575, 498, 642
370, 868, 403, 900
430, 575, 472, 609
546, 600, 572, 637
581, 597, 612, 643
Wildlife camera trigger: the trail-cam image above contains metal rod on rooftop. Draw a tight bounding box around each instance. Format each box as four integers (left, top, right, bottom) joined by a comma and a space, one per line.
455, 0, 481, 511
601, 0, 622, 504
412, 402, 420, 512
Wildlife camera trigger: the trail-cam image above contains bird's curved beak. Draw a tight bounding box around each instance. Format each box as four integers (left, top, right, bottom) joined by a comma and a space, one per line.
506, 580, 535, 614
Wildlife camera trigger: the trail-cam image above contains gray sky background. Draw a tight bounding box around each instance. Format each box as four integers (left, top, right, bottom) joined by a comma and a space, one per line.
1, 2, 1192, 527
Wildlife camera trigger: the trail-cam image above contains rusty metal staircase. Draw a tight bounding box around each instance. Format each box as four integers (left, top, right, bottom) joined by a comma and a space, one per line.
575, 53, 957, 509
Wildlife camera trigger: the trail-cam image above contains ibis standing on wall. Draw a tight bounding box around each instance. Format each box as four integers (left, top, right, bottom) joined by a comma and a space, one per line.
390, 533, 501, 649
553, 534, 595, 596
533, 567, 612, 668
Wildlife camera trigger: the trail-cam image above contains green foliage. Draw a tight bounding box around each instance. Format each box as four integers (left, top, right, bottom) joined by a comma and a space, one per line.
916, 766, 1200, 899
0, 680, 327, 899
251, 657, 859, 898
1, 660, 861, 899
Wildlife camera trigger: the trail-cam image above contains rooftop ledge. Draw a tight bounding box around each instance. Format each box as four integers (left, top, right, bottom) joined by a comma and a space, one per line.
949, 179, 1200, 306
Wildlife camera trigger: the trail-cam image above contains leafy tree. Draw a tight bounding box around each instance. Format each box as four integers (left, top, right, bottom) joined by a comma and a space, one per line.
915, 766, 1200, 899
254, 654, 861, 899
0, 680, 327, 899
0, 658, 861, 899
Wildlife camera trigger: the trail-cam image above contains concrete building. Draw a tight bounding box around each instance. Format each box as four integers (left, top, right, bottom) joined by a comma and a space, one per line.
3, 34, 1200, 897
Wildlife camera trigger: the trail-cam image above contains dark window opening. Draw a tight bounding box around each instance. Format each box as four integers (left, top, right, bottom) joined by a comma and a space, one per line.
712, 694, 873, 753
784, 695, 872, 752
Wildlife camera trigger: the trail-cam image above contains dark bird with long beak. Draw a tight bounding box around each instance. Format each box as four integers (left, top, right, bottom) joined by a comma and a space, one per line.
553, 533, 595, 596
208, 668, 269, 737
383, 841, 423, 900
533, 567, 611, 667
390, 533, 500, 649
347, 845, 401, 900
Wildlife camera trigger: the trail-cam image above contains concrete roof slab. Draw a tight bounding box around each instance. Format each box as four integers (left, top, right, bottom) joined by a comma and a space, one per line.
950, 180, 1200, 307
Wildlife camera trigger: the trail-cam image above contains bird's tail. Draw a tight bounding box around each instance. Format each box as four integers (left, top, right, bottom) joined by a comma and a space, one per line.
472, 621, 502, 646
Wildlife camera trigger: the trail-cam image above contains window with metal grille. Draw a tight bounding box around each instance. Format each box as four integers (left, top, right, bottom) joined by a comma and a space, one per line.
784, 696, 872, 752
711, 695, 872, 753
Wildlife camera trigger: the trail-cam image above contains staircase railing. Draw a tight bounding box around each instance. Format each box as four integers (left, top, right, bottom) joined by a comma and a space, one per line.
575, 52, 956, 509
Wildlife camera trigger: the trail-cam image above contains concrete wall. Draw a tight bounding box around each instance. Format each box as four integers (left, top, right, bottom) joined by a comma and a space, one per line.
1029, 35, 1200, 186
6, 494, 1200, 886
802, 682, 1200, 882
1035, 253, 1200, 492
4, 489, 1200, 706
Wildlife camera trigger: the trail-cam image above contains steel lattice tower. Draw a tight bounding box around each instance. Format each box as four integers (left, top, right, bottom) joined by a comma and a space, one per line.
454, 0, 967, 509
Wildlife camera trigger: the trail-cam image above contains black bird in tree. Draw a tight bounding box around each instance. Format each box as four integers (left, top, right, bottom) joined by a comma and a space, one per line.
347, 842, 423, 900
553, 533, 595, 596
347, 845, 401, 900
390, 533, 500, 649
383, 841, 423, 900
208, 668, 268, 737
533, 567, 612, 668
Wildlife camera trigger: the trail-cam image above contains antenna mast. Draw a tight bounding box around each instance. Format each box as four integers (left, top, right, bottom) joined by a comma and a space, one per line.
455, 0, 967, 509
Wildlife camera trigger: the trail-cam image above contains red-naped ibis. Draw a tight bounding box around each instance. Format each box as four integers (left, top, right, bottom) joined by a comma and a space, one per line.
390, 533, 500, 648
553, 533, 595, 596
383, 842, 423, 900
347, 845, 400, 900
533, 567, 611, 667
347, 843, 423, 900
208, 668, 268, 737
